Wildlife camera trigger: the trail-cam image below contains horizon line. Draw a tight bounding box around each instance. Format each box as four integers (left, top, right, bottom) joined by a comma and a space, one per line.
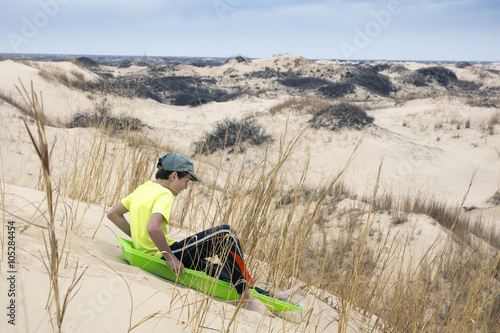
0, 52, 497, 64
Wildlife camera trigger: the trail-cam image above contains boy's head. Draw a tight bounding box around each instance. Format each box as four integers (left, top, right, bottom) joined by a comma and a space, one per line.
156, 152, 202, 182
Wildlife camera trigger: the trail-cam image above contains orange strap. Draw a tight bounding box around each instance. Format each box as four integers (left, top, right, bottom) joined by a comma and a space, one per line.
229, 250, 253, 285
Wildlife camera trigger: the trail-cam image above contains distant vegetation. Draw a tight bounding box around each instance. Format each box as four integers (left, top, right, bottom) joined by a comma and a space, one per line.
61, 75, 248, 107
276, 65, 395, 98
416, 66, 458, 86
278, 76, 331, 90
233, 55, 251, 64
76, 56, 98, 67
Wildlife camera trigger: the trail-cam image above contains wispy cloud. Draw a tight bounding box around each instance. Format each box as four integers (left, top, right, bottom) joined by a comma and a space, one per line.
0, 0, 498, 60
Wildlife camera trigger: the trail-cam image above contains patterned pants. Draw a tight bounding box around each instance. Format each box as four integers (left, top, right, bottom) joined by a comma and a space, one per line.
169, 224, 269, 296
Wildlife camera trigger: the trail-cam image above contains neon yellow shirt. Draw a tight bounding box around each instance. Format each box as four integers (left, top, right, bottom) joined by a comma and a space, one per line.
121, 180, 176, 257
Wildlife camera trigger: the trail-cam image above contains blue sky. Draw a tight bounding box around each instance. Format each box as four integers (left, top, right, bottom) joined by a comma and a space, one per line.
1, 0, 499, 61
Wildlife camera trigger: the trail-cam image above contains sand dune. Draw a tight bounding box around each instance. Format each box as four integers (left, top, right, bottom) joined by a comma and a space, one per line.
1, 55, 499, 332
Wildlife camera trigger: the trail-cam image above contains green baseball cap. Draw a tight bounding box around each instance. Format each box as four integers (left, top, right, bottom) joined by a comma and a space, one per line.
157, 152, 202, 182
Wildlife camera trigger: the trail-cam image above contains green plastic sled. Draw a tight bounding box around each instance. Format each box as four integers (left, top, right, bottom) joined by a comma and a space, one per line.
116, 238, 302, 312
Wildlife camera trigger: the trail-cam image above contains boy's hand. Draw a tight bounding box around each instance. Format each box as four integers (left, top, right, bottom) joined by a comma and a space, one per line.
166, 257, 185, 275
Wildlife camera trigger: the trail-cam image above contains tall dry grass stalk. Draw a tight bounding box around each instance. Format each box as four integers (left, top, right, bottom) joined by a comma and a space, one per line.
17, 81, 87, 332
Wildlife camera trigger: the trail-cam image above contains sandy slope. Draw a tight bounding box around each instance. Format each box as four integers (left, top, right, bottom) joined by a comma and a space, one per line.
1, 56, 500, 332
1, 184, 372, 332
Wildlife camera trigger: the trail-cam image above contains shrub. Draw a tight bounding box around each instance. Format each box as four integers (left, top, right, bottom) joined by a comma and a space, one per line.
118, 60, 132, 68
390, 64, 410, 73
416, 66, 457, 86
249, 69, 277, 79
309, 102, 374, 131
68, 99, 145, 131
235, 55, 250, 63
404, 72, 428, 87
455, 62, 472, 69
348, 69, 395, 96
452, 80, 482, 92
372, 63, 391, 72
76, 57, 98, 67
278, 76, 331, 90
194, 118, 273, 155
103, 75, 244, 106
171, 87, 241, 107
318, 83, 355, 99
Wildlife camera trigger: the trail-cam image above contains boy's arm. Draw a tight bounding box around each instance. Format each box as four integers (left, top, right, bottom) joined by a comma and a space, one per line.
107, 203, 131, 237
147, 213, 185, 274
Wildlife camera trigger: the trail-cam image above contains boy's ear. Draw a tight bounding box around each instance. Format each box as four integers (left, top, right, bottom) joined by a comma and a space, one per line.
170, 171, 178, 180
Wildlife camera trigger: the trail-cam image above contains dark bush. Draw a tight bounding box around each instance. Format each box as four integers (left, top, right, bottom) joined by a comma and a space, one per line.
145, 91, 163, 103
404, 72, 428, 87
93, 75, 244, 106
416, 66, 457, 86
69, 113, 145, 131
68, 99, 146, 131
194, 118, 273, 155
171, 87, 241, 106
318, 83, 355, 98
153, 76, 193, 92
235, 55, 250, 63
147, 65, 168, 74
118, 60, 132, 68
390, 65, 410, 73
455, 62, 472, 69
191, 61, 210, 67
250, 69, 277, 79
309, 102, 374, 131
110, 76, 191, 95
278, 76, 331, 90
348, 70, 395, 96
372, 64, 391, 72
278, 76, 330, 89
76, 57, 98, 67
452, 80, 482, 92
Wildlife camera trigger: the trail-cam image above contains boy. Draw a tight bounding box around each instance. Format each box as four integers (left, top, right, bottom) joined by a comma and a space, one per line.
107, 152, 300, 316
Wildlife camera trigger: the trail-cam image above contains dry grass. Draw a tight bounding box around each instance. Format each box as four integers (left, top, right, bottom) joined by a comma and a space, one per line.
0, 87, 57, 127
16, 81, 88, 332
487, 111, 500, 135
491, 98, 500, 108
469, 65, 490, 79
38, 65, 91, 90
269, 99, 330, 115
64, 57, 85, 69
